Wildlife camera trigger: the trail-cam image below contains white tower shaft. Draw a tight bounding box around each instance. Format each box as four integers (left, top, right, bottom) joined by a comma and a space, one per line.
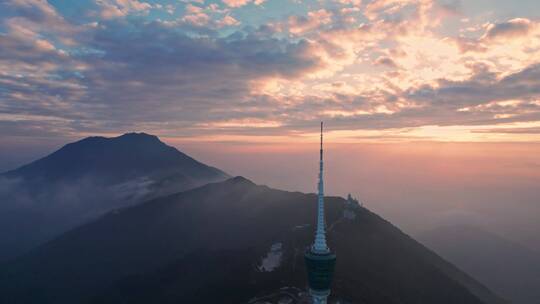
312, 122, 329, 254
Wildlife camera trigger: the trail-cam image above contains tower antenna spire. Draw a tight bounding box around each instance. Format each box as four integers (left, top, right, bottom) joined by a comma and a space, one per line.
320, 121, 323, 155
305, 122, 336, 304
313, 121, 328, 253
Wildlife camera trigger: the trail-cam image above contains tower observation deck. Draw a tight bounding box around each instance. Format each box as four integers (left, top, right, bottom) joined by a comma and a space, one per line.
304, 122, 336, 304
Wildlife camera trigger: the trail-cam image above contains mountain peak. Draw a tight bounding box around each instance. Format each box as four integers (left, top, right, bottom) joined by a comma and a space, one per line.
227, 176, 256, 186
116, 132, 161, 141
4, 132, 229, 185
0, 132, 229, 261
67, 132, 163, 150
78, 132, 163, 146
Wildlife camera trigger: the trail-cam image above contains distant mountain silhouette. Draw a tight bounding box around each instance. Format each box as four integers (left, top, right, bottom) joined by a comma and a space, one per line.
0, 177, 503, 304
419, 225, 540, 304
0, 133, 228, 261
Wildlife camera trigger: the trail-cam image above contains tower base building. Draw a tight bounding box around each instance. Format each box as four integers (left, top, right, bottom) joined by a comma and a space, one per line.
305, 250, 336, 304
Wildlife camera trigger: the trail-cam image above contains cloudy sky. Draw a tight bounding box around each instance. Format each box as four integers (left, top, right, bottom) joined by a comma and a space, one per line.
2, 0, 540, 146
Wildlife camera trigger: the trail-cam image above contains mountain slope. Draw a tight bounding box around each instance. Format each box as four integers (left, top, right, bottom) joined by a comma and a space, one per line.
4, 132, 227, 187
0, 133, 228, 261
419, 225, 540, 304
0, 177, 503, 304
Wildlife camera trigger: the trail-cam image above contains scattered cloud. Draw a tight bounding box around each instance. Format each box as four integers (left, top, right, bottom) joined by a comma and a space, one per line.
374, 56, 399, 68
483, 18, 533, 40
1, 0, 540, 143
96, 0, 153, 19
222, 0, 251, 8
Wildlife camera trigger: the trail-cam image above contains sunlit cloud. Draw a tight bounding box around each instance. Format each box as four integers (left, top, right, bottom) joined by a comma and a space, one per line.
0, 0, 540, 144
96, 0, 153, 19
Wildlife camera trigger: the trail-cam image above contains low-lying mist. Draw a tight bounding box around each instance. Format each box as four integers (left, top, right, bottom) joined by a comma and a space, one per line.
2, 140, 539, 253
178, 141, 540, 253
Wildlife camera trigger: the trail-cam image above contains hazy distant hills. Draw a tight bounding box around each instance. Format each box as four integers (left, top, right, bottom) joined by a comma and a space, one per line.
419, 225, 540, 304
0, 133, 229, 261
0, 177, 503, 304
